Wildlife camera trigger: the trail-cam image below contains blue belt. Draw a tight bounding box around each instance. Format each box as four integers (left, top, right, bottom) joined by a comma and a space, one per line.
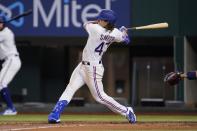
3, 54, 19, 60
82, 61, 101, 65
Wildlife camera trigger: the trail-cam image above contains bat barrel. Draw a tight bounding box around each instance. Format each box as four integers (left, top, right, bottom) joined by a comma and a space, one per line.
5, 9, 32, 23
127, 22, 169, 30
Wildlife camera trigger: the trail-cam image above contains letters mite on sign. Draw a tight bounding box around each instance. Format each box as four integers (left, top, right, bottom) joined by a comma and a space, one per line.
0, 0, 131, 36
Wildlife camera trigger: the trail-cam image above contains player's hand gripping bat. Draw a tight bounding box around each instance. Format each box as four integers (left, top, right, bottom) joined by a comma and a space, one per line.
127, 22, 169, 30
3, 9, 32, 23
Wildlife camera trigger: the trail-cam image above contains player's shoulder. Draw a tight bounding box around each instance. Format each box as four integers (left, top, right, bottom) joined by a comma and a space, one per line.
86, 23, 105, 35
87, 23, 103, 30
2, 27, 14, 37
3, 27, 12, 33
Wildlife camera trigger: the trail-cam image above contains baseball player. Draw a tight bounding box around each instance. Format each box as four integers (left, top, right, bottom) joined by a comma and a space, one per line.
0, 17, 21, 115
48, 9, 136, 124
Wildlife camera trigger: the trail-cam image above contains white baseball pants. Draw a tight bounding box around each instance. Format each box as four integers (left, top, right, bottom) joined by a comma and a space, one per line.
0, 55, 21, 90
59, 62, 128, 116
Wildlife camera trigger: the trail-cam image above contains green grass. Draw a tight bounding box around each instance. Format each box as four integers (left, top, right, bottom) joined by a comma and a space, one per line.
0, 114, 197, 131
0, 114, 197, 123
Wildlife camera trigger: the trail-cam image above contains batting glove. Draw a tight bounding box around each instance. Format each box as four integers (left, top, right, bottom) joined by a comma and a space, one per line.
119, 26, 130, 44
123, 35, 130, 45
119, 26, 127, 32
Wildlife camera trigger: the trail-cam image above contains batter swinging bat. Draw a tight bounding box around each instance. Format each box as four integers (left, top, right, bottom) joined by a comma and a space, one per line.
4, 9, 32, 23
127, 22, 169, 30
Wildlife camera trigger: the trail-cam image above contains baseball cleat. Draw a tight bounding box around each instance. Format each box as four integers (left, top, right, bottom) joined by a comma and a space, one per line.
126, 107, 136, 124
48, 112, 60, 124
0, 108, 17, 115
48, 100, 68, 124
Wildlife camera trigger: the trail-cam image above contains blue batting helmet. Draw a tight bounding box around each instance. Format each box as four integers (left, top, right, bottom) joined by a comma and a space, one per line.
0, 17, 6, 23
97, 9, 117, 25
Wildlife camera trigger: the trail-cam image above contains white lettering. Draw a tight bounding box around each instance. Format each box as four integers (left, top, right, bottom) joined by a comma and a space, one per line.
72, 0, 81, 27
82, 4, 101, 23
64, 4, 69, 27
33, 0, 113, 28
33, 0, 61, 27
105, 0, 111, 10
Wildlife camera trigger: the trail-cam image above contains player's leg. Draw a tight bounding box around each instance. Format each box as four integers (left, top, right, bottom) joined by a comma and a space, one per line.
85, 66, 136, 123
58, 64, 85, 102
0, 56, 21, 115
48, 63, 85, 123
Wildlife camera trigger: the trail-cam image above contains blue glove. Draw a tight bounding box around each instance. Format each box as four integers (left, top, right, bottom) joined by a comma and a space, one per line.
123, 35, 130, 45
119, 26, 127, 32
119, 26, 130, 44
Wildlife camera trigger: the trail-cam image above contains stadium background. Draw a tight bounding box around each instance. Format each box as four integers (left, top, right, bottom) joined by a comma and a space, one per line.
1, 0, 197, 111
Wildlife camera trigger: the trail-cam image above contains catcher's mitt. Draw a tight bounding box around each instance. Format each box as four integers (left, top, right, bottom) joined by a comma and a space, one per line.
164, 72, 182, 86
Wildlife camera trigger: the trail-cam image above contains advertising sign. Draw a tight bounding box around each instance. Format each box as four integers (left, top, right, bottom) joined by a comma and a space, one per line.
0, 0, 131, 36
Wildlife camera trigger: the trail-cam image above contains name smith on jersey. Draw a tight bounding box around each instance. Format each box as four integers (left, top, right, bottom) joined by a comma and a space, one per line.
100, 34, 115, 43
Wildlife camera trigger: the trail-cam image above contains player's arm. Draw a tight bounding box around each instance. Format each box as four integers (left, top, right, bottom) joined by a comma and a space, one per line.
181, 71, 197, 80
83, 21, 98, 31
115, 26, 130, 44
164, 71, 197, 86
0, 37, 4, 43
83, 21, 98, 35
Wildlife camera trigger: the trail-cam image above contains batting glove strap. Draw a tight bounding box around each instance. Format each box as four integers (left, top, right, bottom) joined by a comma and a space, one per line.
187, 71, 197, 80
122, 35, 130, 45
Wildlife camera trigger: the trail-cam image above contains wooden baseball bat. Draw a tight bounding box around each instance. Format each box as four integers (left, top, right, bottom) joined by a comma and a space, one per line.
4, 9, 32, 23
127, 22, 169, 30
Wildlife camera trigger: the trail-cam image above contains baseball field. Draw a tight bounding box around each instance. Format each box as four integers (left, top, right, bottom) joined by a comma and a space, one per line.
0, 113, 197, 131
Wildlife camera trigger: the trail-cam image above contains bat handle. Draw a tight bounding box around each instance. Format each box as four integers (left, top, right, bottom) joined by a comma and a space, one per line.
127, 27, 136, 30
24, 9, 32, 16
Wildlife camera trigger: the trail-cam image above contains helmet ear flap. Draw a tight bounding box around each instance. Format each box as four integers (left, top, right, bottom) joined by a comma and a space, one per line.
0, 16, 6, 23
0, 17, 6, 30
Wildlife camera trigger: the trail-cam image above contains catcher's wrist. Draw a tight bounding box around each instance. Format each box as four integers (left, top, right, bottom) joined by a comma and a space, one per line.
186, 71, 197, 80
180, 73, 187, 78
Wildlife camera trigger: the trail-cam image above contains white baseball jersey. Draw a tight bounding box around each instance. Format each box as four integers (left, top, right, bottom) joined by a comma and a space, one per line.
59, 22, 128, 117
0, 27, 21, 89
83, 22, 125, 62
0, 27, 19, 60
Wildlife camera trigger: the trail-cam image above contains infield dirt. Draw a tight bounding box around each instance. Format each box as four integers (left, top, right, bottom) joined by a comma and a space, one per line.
0, 121, 197, 131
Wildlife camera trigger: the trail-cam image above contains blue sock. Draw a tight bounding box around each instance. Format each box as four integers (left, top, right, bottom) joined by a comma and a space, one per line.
0, 87, 14, 109
52, 100, 68, 114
